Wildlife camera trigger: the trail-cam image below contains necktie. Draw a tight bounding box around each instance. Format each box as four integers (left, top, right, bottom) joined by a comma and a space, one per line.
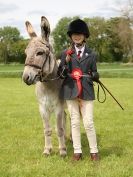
77, 50, 82, 59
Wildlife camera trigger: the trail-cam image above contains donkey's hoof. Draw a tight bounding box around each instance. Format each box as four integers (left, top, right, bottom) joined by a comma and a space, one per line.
59, 147, 67, 157
43, 148, 52, 156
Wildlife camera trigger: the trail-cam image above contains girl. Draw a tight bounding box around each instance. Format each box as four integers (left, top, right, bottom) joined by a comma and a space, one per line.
58, 19, 99, 161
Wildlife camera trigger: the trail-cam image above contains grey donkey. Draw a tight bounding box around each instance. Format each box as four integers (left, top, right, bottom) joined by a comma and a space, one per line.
22, 16, 67, 156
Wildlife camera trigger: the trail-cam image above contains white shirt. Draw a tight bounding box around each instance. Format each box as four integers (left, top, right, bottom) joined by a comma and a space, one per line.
75, 45, 85, 58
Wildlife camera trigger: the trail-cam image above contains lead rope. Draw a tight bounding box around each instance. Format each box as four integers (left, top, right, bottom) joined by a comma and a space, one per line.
96, 80, 124, 110
65, 43, 124, 110
41, 66, 66, 82
96, 81, 106, 103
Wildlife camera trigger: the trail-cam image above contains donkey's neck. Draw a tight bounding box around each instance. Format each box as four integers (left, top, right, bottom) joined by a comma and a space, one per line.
41, 61, 62, 91
52, 61, 58, 76
47, 61, 58, 78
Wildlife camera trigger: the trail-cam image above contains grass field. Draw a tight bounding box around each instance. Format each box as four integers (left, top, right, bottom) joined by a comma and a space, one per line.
0, 77, 133, 177
0, 63, 133, 78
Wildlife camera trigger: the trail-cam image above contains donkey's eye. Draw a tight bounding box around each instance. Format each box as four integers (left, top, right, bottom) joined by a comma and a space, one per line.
36, 51, 44, 56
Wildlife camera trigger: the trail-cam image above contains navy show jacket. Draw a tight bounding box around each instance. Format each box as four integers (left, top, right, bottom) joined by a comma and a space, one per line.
58, 45, 98, 100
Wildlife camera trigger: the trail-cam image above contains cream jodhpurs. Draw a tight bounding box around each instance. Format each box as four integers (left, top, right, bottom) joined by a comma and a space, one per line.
66, 99, 98, 154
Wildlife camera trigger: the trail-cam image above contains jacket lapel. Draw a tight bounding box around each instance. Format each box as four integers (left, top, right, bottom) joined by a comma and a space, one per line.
79, 46, 92, 63
71, 48, 80, 62
71, 45, 92, 63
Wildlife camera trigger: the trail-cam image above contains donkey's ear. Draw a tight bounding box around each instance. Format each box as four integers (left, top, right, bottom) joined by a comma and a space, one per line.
25, 21, 37, 38
41, 16, 50, 42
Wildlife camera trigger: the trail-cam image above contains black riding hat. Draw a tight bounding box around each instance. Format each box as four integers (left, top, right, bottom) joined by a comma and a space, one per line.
67, 19, 90, 38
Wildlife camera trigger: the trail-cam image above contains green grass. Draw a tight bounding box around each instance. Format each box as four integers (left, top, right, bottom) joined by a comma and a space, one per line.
97, 63, 133, 78
0, 78, 133, 177
0, 63, 133, 78
0, 64, 23, 78
0, 64, 23, 71
97, 62, 133, 69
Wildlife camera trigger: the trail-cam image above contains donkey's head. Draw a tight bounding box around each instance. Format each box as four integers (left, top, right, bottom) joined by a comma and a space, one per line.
22, 16, 55, 85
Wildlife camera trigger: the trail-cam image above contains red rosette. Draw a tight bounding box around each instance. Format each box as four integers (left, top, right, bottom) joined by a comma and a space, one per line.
71, 68, 82, 80
71, 68, 83, 96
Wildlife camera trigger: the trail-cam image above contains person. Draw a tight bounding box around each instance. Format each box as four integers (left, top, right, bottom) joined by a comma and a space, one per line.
58, 19, 99, 161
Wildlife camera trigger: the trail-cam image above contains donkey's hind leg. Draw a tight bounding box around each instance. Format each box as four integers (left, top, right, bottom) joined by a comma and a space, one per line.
39, 105, 52, 155
56, 108, 67, 157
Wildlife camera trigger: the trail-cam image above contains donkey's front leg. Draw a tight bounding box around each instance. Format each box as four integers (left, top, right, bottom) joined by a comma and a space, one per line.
56, 108, 67, 157
39, 105, 52, 155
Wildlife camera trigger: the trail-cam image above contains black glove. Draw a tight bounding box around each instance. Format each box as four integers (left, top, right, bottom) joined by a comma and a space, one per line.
91, 72, 100, 82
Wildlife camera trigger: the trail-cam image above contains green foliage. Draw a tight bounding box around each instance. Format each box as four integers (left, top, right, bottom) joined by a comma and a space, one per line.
52, 17, 71, 58
105, 18, 123, 61
8, 39, 28, 63
0, 78, 133, 177
0, 26, 27, 64
84, 17, 107, 61
52, 16, 133, 63
0, 26, 21, 41
0, 42, 8, 63
0, 15, 133, 64
52, 16, 80, 58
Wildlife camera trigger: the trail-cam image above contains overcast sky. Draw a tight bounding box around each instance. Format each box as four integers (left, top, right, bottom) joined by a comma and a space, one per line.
0, 0, 128, 38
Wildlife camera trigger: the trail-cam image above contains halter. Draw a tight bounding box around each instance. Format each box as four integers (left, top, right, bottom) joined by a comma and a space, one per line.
24, 43, 64, 82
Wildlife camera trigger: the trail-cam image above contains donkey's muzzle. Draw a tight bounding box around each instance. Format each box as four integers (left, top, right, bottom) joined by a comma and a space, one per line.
22, 72, 40, 85
23, 73, 32, 85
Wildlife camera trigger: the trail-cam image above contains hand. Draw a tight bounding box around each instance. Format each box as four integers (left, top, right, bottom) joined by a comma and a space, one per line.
92, 72, 100, 82
65, 49, 74, 63
65, 55, 71, 63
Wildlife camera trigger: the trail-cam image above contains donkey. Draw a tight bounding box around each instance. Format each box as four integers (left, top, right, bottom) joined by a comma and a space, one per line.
22, 16, 67, 156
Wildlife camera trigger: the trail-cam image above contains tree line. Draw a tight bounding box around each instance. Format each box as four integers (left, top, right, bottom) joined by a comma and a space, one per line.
52, 16, 133, 63
0, 26, 28, 64
0, 16, 133, 63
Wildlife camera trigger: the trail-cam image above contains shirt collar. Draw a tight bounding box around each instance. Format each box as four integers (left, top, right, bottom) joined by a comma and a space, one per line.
75, 45, 85, 56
